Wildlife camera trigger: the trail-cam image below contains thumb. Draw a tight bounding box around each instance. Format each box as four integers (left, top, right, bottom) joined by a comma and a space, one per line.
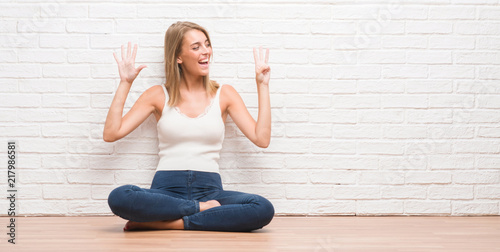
136, 65, 147, 73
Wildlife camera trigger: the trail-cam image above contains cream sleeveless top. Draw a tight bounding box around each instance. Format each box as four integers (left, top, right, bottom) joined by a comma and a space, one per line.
156, 84, 225, 173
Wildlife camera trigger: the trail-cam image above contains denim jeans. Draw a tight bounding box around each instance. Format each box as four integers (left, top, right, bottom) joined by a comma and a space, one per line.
107, 170, 275, 232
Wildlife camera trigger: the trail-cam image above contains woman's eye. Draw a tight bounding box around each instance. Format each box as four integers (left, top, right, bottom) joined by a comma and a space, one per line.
193, 47, 199, 50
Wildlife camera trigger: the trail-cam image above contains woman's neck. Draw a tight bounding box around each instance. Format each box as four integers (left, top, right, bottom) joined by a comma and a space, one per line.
180, 73, 204, 92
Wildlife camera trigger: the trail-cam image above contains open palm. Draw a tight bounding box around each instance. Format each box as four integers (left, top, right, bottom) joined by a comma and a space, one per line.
113, 42, 147, 84
253, 46, 271, 85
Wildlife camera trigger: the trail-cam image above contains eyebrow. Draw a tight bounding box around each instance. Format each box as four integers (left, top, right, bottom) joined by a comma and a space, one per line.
190, 39, 209, 46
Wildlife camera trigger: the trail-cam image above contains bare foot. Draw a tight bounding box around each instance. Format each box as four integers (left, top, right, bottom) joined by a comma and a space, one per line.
123, 219, 184, 231
199, 200, 221, 212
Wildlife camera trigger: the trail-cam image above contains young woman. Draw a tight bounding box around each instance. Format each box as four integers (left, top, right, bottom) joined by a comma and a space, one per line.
104, 21, 274, 232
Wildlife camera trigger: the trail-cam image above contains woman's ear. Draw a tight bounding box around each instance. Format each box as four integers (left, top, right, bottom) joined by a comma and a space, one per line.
177, 57, 182, 64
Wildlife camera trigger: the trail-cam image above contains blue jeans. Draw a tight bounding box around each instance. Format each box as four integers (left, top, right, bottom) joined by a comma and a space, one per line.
107, 170, 274, 232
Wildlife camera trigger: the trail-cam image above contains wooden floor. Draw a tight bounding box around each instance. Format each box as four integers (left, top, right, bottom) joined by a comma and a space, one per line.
1, 216, 500, 252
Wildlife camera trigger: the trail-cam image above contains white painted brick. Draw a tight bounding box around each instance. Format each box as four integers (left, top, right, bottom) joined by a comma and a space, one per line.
20, 169, 66, 184
311, 21, 356, 35
407, 51, 452, 64
43, 64, 90, 78
42, 154, 89, 169
477, 37, 500, 50
456, 80, 500, 94
406, 80, 452, 94
381, 95, 428, 108
454, 110, 500, 123
18, 109, 66, 122
478, 127, 500, 138
11, 154, 40, 169
0, 79, 16, 92
68, 139, 113, 155
90, 35, 139, 49
379, 156, 427, 171
284, 35, 331, 49
40, 34, 88, 48
231, 185, 285, 200
0, 94, 40, 108
286, 123, 332, 138
477, 186, 500, 199
357, 141, 405, 155
382, 65, 427, 79
19, 79, 65, 93
333, 95, 380, 108
358, 50, 405, 64
89, 4, 136, 18
332, 6, 380, 19
0, 64, 42, 78
333, 66, 381, 80
405, 201, 451, 215
89, 155, 139, 170
272, 200, 309, 215
262, 170, 308, 184
309, 80, 356, 94
286, 155, 378, 170
17, 19, 65, 33
286, 185, 332, 200
41, 123, 90, 138
236, 34, 283, 48
311, 50, 356, 65
92, 185, 116, 200
42, 94, 89, 108
357, 80, 404, 93
0, 20, 16, 33
0, 4, 40, 18
452, 201, 499, 215
0, 50, 17, 63
286, 66, 332, 79
333, 125, 382, 139
309, 200, 356, 215
359, 172, 405, 185
456, 22, 500, 35
310, 109, 356, 124
18, 49, 66, 63
43, 185, 90, 200
264, 138, 309, 154
334, 186, 380, 200
0, 125, 39, 137
407, 21, 453, 34
477, 155, 500, 169
454, 171, 500, 184
66, 19, 113, 34
429, 186, 473, 200
358, 110, 404, 123
383, 126, 427, 139
69, 200, 110, 215
284, 95, 331, 109
67, 170, 115, 185
430, 155, 474, 170
478, 66, 500, 80
56, 4, 88, 18
115, 170, 156, 185
429, 36, 475, 49
18, 200, 67, 215
115, 140, 159, 155
389, 6, 427, 20
310, 140, 356, 154
308, 170, 357, 184
455, 52, 500, 65
428, 6, 476, 20
357, 200, 404, 215
18, 185, 42, 200
429, 95, 474, 108
406, 172, 452, 184
454, 140, 500, 154
382, 36, 427, 49
381, 186, 427, 199
263, 21, 309, 34
0, 109, 16, 122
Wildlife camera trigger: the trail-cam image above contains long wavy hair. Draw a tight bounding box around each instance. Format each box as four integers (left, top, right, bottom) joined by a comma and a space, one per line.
164, 21, 219, 107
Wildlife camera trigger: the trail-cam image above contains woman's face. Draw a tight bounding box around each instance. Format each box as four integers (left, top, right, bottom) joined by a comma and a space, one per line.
177, 29, 212, 77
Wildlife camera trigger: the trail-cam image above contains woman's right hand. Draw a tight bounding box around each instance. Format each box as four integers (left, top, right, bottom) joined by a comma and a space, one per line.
113, 42, 147, 84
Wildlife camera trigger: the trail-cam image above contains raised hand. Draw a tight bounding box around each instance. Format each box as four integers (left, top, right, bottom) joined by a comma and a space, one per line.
113, 42, 147, 84
253, 46, 271, 86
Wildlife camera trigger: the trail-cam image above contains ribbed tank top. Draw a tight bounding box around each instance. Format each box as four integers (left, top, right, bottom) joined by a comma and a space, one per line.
156, 84, 225, 173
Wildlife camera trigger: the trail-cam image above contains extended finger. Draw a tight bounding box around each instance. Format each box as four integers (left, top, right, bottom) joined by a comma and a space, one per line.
265, 48, 269, 63
259, 46, 263, 62
113, 52, 120, 63
132, 44, 138, 63
253, 47, 258, 63
127, 41, 132, 58
121, 44, 125, 60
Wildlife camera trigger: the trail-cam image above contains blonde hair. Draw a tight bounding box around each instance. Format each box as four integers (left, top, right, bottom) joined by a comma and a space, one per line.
164, 21, 219, 107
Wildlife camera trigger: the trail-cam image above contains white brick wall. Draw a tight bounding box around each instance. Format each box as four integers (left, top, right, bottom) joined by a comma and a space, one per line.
0, 0, 499, 217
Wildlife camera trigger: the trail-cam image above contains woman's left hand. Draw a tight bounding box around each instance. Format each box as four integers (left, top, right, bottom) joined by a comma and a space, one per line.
253, 46, 271, 86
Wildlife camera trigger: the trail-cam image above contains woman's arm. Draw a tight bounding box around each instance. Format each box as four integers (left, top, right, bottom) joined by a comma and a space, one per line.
103, 42, 151, 142
225, 47, 271, 148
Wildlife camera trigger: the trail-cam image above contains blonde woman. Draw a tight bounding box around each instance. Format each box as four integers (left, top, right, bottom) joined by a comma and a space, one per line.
104, 21, 274, 232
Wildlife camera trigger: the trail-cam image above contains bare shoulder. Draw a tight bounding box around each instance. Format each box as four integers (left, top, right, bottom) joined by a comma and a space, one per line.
141, 85, 166, 116
220, 84, 240, 101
